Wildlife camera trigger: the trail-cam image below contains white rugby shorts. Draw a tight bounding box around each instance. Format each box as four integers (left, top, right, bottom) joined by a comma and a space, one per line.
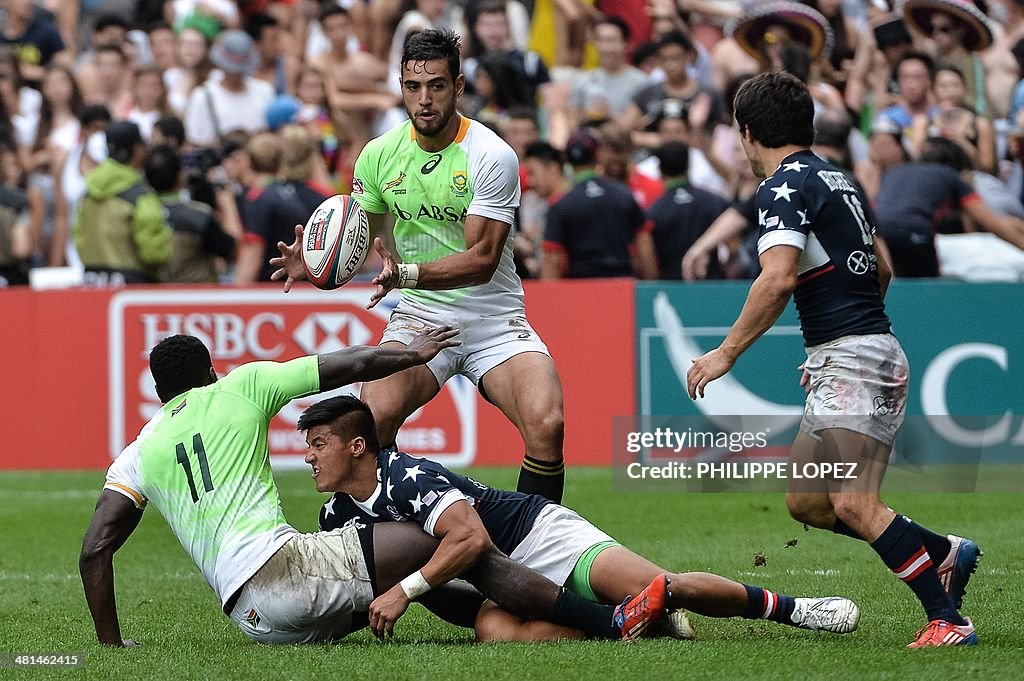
380, 295, 550, 386
799, 333, 909, 447
228, 526, 374, 644
508, 504, 615, 588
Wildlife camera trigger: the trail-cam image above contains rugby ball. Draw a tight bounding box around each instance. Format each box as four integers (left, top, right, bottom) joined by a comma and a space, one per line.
302, 195, 370, 290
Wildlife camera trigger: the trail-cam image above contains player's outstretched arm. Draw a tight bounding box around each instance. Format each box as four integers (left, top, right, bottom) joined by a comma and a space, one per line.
368, 500, 493, 638
317, 325, 460, 391
272, 213, 387, 293
367, 215, 509, 308
687, 245, 799, 399
79, 491, 143, 647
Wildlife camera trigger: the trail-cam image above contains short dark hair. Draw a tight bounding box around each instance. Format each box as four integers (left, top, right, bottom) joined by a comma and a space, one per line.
813, 109, 852, 150
297, 396, 381, 452
895, 51, 935, 79
506, 105, 539, 126
145, 145, 181, 193
146, 21, 172, 35
921, 136, 971, 172
149, 335, 213, 403
154, 115, 185, 147
524, 140, 563, 165
734, 71, 815, 149
595, 15, 630, 42
656, 30, 694, 55
779, 42, 811, 84
935, 64, 966, 83
319, 4, 350, 23
245, 12, 279, 42
656, 141, 690, 177
94, 14, 129, 34
79, 104, 111, 127
402, 29, 462, 82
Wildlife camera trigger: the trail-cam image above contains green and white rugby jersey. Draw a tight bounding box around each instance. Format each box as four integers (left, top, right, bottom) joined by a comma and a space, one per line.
104, 357, 320, 610
352, 116, 523, 312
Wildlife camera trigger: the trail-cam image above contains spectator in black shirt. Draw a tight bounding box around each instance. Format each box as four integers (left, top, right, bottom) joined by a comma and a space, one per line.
0, 0, 65, 84
144, 145, 237, 283
638, 142, 730, 280
541, 131, 652, 279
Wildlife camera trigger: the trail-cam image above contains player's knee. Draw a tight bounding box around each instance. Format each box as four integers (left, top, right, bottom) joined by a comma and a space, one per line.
523, 408, 564, 454
829, 494, 867, 527
786, 492, 826, 525
474, 602, 516, 642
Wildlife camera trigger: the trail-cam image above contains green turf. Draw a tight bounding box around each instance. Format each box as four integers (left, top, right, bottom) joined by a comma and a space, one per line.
2, 467, 1021, 680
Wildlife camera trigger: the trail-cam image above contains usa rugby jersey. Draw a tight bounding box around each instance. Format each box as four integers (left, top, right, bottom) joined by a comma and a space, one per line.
755, 150, 892, 346
319, 449, 551, 555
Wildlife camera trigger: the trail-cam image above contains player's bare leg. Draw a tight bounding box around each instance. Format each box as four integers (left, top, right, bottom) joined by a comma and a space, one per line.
369, 522, 649, 640
359, 341, 441, 448
821, 428, 976, 646
586, 546, 859, 633
786, 430, 839, 530
474, 601, 584, 642
479, 352, 566, 502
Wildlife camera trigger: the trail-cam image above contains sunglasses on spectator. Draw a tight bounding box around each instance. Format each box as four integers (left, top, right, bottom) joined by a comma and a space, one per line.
931, 23, 956, 35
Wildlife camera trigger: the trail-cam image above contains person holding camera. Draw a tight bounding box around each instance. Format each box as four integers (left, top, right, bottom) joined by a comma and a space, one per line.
144, 144, 238, 283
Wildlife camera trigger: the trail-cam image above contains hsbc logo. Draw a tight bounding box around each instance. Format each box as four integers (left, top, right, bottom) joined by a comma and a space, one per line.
109, 290, 477, 469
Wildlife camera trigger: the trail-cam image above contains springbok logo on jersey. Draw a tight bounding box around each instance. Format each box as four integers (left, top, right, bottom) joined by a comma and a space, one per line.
384, 171, 407, 193
451, 171, 468, 196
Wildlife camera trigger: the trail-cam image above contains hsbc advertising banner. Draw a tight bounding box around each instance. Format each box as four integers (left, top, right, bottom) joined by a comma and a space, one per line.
0, 280, 634, 470
108, 290, 477, 470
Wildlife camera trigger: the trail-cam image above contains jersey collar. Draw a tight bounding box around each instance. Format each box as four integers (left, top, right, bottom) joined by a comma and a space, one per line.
350, 482, 382, 517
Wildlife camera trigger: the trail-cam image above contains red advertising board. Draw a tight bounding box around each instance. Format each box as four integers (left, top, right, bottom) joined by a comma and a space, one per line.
0, 281, 634, 470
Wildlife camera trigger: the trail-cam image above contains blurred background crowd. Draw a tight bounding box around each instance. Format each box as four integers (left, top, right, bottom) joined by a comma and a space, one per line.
4, 0, 1024, 287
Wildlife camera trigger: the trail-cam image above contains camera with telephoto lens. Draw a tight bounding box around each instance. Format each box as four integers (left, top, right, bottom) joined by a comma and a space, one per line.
183, 146, 224, 207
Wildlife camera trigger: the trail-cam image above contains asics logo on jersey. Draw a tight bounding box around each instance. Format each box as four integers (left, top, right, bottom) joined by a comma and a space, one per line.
420, 154, 443, 174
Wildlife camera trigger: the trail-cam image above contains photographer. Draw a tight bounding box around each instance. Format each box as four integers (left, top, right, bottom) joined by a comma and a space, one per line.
144, 145, 238, 283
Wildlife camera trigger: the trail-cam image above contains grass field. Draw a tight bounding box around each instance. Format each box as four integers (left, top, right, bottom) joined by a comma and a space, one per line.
2, 466, 1021, 680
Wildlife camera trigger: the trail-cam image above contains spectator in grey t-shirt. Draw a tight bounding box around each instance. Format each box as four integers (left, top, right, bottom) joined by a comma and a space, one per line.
570, 17, 649, 127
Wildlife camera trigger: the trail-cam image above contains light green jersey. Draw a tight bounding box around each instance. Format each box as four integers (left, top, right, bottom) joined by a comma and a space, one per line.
104, 357, 320, 609
352, 117, 523, 311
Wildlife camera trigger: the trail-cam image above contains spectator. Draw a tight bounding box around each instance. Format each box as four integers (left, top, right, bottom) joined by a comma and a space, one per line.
901, 0, 993, 116
0, 0, 66, 84
519, 140, 569, 278
596, 121, 664, 210
145, 22, 178, 72
53, 104, 111, 270
637, 141, 731, 280
169, 0, 240, 34
126, 66, 171, 141
184, 30, 276, 147
877, 51, 936, 130
541, 131, 652, 279
874, 134, 1024, 277
570, 17, 650, 127
164, 27, 214, 116
0, 141, 32, 285
151, 115, 186, 149
245, 12, 292, 95
909, 65, 997, 173
73, 14, 129, 102
0, 49, 41, 149
310, 6, 398, 163
291, 67, 344, 187
460, 52, 533, 125
74, 121, 170, 284
88, 44, 133, 114
144, 144, 237, 283
235, 126, 332, 283
464, 1, 550, 105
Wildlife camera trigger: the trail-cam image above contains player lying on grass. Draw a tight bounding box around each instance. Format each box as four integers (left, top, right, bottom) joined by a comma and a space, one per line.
80, 332, 661, 646
305, 395, 862, 641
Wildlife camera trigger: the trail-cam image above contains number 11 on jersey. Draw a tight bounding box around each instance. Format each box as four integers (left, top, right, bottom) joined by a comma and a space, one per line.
176, 433, 214, 503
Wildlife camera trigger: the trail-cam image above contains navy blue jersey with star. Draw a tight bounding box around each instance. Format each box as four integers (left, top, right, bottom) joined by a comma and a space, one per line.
756, 150, 891, 346
319, 449, 552, 555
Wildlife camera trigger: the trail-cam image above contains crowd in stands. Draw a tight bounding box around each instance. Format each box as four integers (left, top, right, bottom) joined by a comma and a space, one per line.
4, 0, 1024, 287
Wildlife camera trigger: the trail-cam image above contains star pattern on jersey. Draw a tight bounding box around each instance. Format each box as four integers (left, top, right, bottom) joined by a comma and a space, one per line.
324, 497, 335, 516
437, 475, 450, 484
388, 451, 400, 466
782, 160, 808, 173
386, 479, 394, 500
771, 182, 797, 202
410, 493, 424, 514
758, 208, 768, 226
403, 465, 424, 482
797, 210, 810, 225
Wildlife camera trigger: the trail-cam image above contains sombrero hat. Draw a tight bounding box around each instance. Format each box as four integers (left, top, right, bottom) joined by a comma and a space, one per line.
728, 1, 833, 62
900, 0, 993, 52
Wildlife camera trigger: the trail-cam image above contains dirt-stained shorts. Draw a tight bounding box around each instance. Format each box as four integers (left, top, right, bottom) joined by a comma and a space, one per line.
800, 333, 909, 447
227, 526, 374, 644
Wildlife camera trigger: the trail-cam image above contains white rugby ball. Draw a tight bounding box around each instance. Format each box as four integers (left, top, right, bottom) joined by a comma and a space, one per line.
302, 194, 370, 290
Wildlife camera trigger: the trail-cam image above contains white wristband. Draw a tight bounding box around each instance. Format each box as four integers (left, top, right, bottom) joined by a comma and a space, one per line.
399, 570, 431, 599
397, 263, 420, 289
